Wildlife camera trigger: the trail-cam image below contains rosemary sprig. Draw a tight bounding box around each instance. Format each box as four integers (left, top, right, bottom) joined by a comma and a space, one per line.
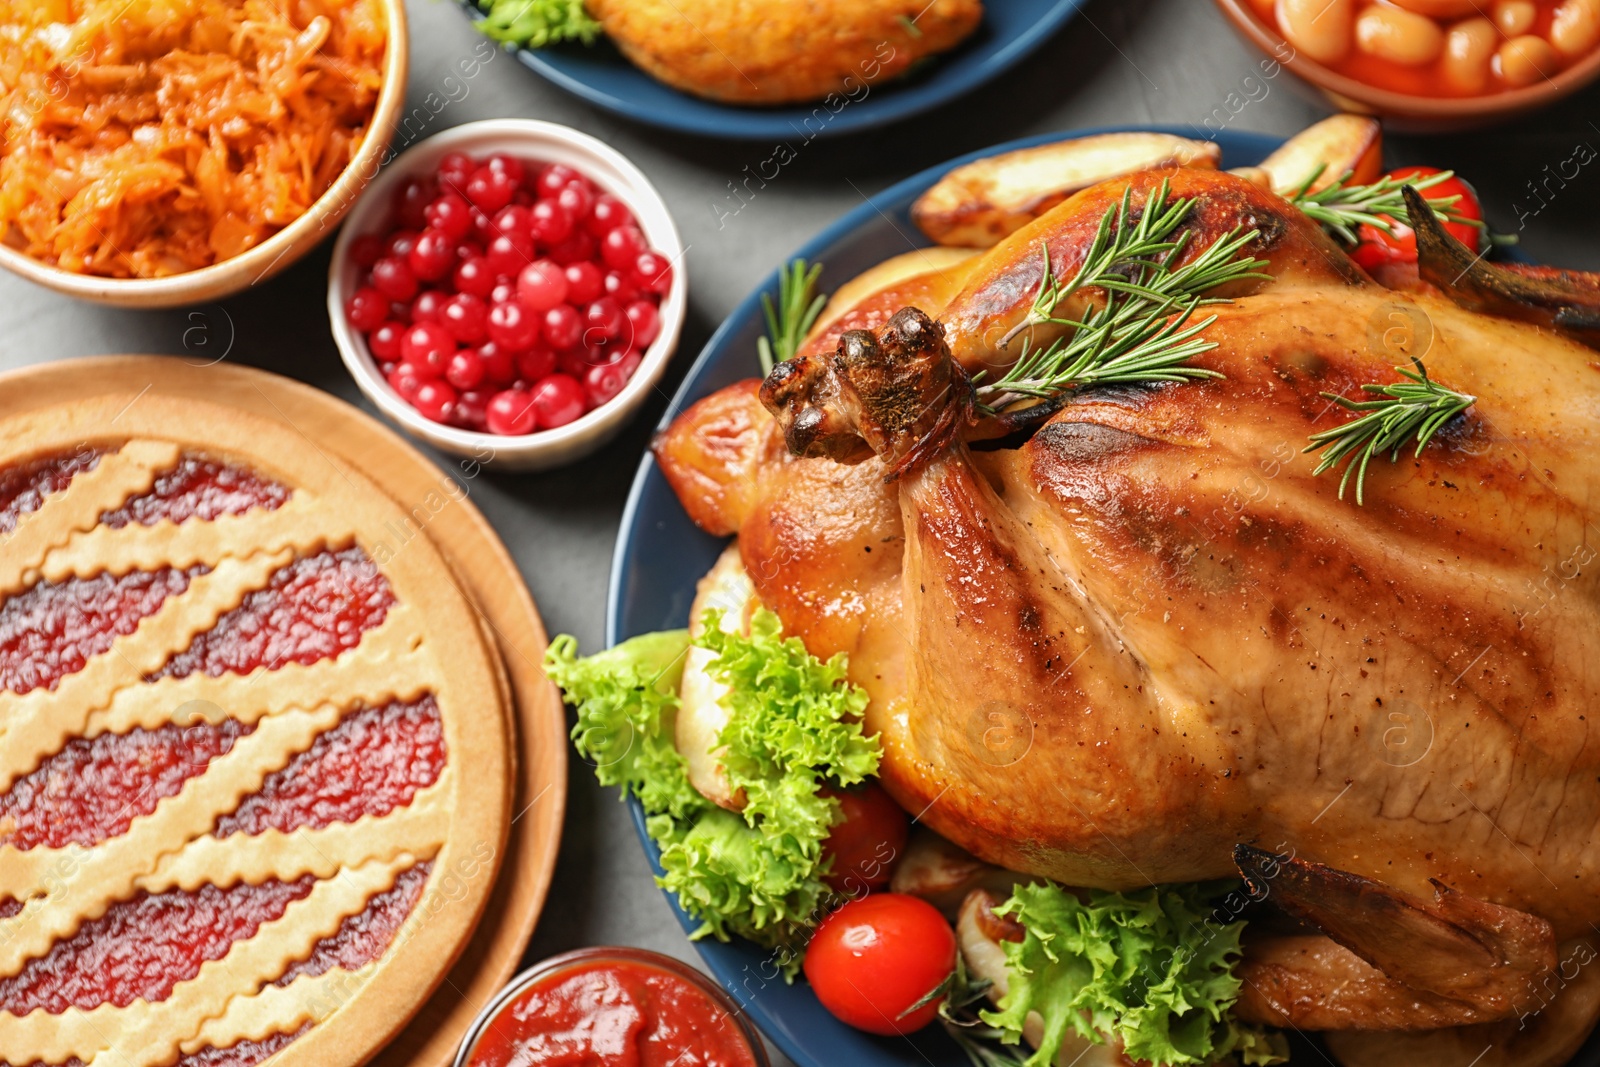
757, 259, 826, 375
976, 181, 1271, 413
922, 957, 1029, 1067
1289, 166, 1488, 246
1304, 358, 1475, 505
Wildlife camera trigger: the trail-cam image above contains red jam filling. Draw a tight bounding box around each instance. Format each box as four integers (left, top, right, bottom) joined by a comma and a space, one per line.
0, 720, 254, 850
101, 455, 290, 528
274, 862, 431, 986
0, 566, 204, 695
0, 876, 316, 1013
214, 696, 444, 838
468, 960, 760, 1067
150, 547, 395, 681
0, 447, 104, 535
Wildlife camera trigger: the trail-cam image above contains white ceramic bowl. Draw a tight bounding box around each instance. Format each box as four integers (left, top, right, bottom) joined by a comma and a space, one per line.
328, 119, 686, 471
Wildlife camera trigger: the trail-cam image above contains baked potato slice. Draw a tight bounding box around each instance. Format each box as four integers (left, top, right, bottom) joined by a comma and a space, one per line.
910, 132, 1221, 248
1250, 114, 1383, 196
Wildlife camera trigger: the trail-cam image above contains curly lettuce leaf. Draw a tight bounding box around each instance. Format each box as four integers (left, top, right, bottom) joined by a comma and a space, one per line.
982, 882, 1285, 1067
475, 0, 602, 48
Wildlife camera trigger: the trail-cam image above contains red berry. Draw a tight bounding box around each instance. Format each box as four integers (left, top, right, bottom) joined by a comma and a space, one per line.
558, 346, 596, 379
545, 229, 595, 266
370, 256, 418, 301
624, 300, 661, 350
400, 322, 454, 376
486, 388, 537, 435
368, 321, 405, 361
445, 348, 485, 390
583, 297, 625, 343
436, 151, 475, 192
465, 165, 517, 213
585, 194, 632, 236
412, 380, 457, 423
536, 164, 580, 200
411, 289, 447, 324
410, 228, 456, 281
389, 361, 426, 400
564, 261, 603, 305
516, 346, 557, 382
389, 300, 412, 323
350, 233, 385, 268
454, 389, 489, 430
517, 259, 569, 312
602, 269, 639, 305
556, 181, 593, 221
471, 208, 495, 243
425, 193, 473, 242
487, 300, 540, 351
487, 230, 536, 278
489, 280, 517, 306
386, 229, 419, 259
454, 256, 494, 298
441, 293, 488, 343
601, 226, 646, 270
530, 374, 586, 429
394, 177, 434, 230
528, 200, 573, 246
457, 238, 485, 261
633, 250, 672, 294
541, 303, 582, 350
492, 204, 532, 238
486, 153, 526, 185
585, 352, 641, 407
476, 341, 516, 384
346, 286, 388, 333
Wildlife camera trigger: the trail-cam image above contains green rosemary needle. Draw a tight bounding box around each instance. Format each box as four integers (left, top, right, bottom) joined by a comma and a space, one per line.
1304, 358, 1475, 506
1289, 166, 1489, 247
976, 180, 1271, 413
758, 259, 827, 375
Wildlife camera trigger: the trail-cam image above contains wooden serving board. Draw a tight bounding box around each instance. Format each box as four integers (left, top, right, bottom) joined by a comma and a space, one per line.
0, 356, 567, 1067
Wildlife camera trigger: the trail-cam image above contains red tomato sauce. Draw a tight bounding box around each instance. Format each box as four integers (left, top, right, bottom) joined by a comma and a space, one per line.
467, 959, 761, 1067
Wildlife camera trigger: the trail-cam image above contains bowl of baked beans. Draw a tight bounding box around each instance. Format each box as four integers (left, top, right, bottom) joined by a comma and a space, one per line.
1215, 0, 1600, 127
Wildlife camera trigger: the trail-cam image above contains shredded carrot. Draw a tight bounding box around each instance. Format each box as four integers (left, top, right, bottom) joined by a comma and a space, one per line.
0, 0, 386, 278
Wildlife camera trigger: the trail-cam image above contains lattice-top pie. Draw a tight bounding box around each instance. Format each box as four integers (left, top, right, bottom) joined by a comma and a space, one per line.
0, 394, 513, 1067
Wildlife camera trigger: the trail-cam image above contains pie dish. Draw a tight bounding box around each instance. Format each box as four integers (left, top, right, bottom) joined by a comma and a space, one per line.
0, 391, 513, 1067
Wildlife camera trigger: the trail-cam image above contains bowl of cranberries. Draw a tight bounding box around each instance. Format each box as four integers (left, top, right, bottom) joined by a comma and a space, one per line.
329, 119, 685, 470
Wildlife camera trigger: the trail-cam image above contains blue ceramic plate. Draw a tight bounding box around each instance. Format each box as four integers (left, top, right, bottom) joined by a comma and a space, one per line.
461, 1, 1084, 140
606, 127, 1592, 1065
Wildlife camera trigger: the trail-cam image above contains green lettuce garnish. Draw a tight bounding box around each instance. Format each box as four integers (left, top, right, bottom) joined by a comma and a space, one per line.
544, 608, 879, 972
981, 882, 1287, 1067
475, 0, 602, 48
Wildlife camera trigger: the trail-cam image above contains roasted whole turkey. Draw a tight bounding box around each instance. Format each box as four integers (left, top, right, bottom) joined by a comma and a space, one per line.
654, 167, 1600, 1060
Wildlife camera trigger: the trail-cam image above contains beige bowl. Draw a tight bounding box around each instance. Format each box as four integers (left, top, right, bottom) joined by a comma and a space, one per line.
0, 0, 409, 308
1214, 0, 1600, 130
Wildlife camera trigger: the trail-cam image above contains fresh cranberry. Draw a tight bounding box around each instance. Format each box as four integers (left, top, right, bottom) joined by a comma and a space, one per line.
486, 230, 536, 278
536, 164, 580, 200
492, 204, 532, 238
465, 165, 517, 213
411, 289, 447, 324
476, 341, 516, 384
517, 260, 568, 312
564, 261, 603, 305
601, 226, 646, 271
412, 380, 457, 423
486, 154, 526, 186
390, 300, 412, 323
585, 352, 641, 408
486, 388, 537, 435
440, 293, 488, 343
409, 229, 456, 281
389, 361, 427, 400
457, 238, 485, 261
445, 348, 485, 390
583, 297, 625, 343
471, 208, 495, 243
346, 287, 388, 333
633, 250, 672, 294
530, 374, 586, 429
350, 233, 385, 267
545, 230, 595, 266
541, 303, 582, 350
401, 322, 454, 376
368, 321, 405, 361
454, 389, 489, 430
436, 152, 476, 192
602, 269, 639, 305
487, 300, 540, 351
370, 256, 418, 302
386, 229, 419, 259
528, 200, 573, 246
425, 193, 473, 242
489, 280, 518, 305
454, 256, 494, 298
516, 346, 557, 382
586, 194, 633, 237
394, 178, 434, 230
624, 300, 661, 349
556, 182, 593, 222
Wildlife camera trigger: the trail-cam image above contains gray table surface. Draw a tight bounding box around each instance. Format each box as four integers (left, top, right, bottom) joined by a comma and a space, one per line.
4, 2, 1597, 1063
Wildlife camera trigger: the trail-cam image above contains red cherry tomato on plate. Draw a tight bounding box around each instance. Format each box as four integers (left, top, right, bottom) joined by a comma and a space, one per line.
1350, 165, 1483, 272
820, 783, 910, 896
804, 893, 956, 1036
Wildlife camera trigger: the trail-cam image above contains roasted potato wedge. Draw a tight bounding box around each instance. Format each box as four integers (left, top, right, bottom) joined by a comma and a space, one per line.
910, 132, 1221, 248
807, 247, 978, 342
677, 542, 757, 811
1250, 114, 1383, 196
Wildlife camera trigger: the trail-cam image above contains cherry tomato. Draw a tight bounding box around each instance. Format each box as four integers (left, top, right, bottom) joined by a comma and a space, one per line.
804, 894, 956, 1036
1350, 166, 1483, 272
820, 783, 910, 896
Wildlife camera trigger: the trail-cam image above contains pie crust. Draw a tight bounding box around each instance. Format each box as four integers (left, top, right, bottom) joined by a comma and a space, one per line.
0, 393, 513, 1067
